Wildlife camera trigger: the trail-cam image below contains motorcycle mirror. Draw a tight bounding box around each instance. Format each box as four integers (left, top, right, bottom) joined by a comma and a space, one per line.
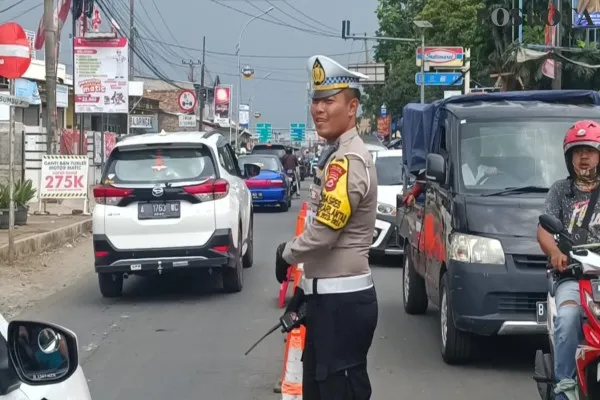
539, 214, 564, 235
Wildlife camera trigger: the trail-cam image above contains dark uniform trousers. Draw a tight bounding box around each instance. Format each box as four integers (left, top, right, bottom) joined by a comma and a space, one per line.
301, 285, 378, 400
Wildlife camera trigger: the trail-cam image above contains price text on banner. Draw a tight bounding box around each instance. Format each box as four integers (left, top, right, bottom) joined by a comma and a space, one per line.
40, 155, 89, 199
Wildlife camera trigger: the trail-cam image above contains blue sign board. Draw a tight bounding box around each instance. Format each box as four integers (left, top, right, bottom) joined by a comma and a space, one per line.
290, 123, 306, 142
415, 72, 463, 86
380, 105, 387, 117
256, 123, 272, 143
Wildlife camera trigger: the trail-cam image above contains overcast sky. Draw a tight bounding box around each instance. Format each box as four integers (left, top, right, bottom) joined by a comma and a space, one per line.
1, 0, 379, 129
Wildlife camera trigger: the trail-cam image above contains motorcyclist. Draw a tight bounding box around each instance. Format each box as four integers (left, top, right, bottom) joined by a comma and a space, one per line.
283, 147, 301, 196
537, 120, 600, 400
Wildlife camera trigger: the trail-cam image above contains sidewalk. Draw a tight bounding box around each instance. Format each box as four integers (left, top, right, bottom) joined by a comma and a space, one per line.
0, 199, 92, 262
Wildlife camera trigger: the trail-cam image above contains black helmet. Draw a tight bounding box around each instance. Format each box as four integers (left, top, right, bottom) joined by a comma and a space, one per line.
285, 147, 292, 154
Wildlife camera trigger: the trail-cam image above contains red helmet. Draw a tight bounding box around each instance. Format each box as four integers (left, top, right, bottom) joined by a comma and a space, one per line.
564, 120, 600, 175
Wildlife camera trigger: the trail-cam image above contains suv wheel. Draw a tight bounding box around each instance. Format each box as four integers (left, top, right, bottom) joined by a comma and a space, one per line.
223, 228, 243, 293
243, 217, 254, 269
98, 273, 123, 298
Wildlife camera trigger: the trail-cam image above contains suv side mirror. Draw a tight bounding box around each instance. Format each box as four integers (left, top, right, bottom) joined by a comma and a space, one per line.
243, 163, 261, 178
426, 153, 446, 184
7, 321, 79, 386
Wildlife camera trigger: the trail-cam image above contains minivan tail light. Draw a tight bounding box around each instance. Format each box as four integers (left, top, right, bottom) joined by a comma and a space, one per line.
93, 186, 133, 206
184, 179, 229, 201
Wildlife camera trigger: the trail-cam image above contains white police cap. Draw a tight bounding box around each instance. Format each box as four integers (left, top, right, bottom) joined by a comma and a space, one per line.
308, 55, 369, 100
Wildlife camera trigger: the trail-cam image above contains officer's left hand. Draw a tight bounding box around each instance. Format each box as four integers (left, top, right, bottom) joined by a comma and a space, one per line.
275, 242, 291, 283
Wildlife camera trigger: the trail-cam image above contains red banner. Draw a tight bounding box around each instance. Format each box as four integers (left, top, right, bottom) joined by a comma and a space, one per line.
377, 116, 391, 137
60, 129, 88, 155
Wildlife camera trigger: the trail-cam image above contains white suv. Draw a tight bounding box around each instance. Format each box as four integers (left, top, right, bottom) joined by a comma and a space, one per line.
92, 131, 257, 297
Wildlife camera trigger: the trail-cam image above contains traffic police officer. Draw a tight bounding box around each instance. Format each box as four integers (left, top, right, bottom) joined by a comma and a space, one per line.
275, 55, 379, 400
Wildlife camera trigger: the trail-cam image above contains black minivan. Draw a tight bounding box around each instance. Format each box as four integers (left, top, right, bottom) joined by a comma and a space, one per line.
397, 90, 600, 365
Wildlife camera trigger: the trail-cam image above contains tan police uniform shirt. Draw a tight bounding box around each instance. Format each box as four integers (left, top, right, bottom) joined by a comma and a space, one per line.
282, 127, 378, 279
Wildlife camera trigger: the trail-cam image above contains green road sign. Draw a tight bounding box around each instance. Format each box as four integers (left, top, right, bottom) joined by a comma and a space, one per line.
256, 123, 272, 143
290, 123, 306, 142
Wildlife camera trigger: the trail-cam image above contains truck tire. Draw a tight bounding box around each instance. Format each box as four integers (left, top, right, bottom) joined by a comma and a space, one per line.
223, 228, 244, 293
98, 273, 123, 298
402, 246, 428, 314
440, 272, 475, 364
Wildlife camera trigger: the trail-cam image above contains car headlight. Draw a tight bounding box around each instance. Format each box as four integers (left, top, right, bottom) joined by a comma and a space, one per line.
377, 202, 396, 216
449, 233, 505, 265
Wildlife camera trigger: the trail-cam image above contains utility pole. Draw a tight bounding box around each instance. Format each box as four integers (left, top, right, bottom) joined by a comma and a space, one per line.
199, 36, 206, 130
182, 59, 201, 82
44, 0, 58, 154
364, 33, 369, 63
129, 0, 135, 77
552, 0, 562, 90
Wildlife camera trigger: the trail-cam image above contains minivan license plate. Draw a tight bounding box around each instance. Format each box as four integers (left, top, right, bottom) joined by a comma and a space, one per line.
536, 301, 547, 324
138, 201, 180, 220
252, 192, 263, 200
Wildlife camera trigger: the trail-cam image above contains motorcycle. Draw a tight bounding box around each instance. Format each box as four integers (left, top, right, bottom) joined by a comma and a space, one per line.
534, 214, 600, 400
286, 169, 298, 197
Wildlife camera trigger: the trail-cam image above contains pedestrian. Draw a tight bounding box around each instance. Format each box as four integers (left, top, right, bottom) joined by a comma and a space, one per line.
275, 55, 379, 400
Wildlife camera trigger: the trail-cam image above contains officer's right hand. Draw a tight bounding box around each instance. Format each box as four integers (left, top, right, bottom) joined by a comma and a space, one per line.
550, 249, 568, 272
285, 287, 305, 314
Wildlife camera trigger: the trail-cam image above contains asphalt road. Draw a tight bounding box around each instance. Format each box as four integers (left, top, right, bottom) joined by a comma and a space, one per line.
19, 190, 538, 400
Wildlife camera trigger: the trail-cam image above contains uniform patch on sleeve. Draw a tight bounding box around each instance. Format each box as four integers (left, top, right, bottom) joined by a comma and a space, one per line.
316, 157, 352, 230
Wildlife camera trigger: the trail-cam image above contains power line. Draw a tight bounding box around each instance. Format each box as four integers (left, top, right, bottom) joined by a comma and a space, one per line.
263, 0, 336, 36
0, 2, 40, 22
96, 0, 186, 89
210, 0, 338, 38
280, 0, 338, 34
0, 0, 27, 14
135, 36, 368, 59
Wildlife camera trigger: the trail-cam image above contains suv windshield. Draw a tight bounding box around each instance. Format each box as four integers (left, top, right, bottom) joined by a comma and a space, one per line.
239, 156, 280, 172
459, 119, 572, 192
376, 156, 403, 185
103, 147, 216, 184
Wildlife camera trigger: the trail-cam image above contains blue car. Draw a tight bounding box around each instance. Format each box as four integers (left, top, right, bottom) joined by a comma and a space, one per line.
239, 154, 292, 212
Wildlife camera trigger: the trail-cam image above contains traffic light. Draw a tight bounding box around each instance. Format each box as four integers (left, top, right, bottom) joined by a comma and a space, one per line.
341, 20, 350, 39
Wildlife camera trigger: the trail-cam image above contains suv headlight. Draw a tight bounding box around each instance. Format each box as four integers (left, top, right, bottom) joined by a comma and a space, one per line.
377, 202, 396, 216
449, 233, 505, 265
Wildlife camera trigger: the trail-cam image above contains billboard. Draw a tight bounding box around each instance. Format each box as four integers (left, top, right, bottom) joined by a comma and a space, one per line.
74, 37, 129, 113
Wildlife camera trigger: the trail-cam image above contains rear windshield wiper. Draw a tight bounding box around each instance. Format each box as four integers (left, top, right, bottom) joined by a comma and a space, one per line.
481, 185, 549, 197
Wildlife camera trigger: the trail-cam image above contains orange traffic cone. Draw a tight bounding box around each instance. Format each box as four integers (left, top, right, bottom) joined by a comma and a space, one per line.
281, 326, 305, 399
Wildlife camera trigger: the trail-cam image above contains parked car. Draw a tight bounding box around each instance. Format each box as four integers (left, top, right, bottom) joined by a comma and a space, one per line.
239, 154, 291, 211
370, 149, 405, 258
0, 314, 92, 399
92, 130, 257, 297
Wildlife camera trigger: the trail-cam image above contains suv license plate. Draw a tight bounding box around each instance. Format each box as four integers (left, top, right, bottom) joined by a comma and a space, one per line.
252, 192, 263, 200
536, 301, 547, 324
138, 201, 180, 220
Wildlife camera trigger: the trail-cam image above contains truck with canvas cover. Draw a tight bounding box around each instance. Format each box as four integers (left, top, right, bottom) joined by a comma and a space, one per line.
395, 90, 600, 364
